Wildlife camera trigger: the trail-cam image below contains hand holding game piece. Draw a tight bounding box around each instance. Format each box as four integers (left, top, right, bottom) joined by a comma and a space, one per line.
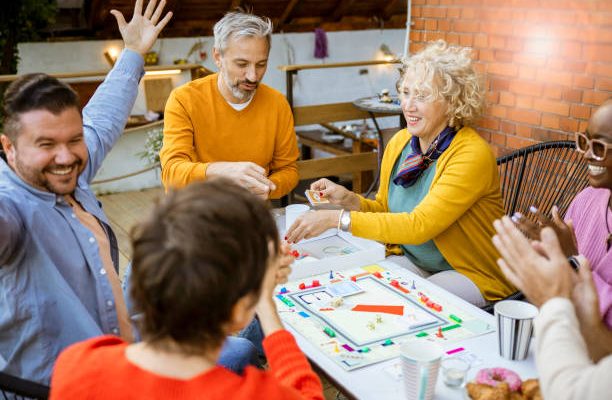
310, 178, 361, 211
275, 242, 294, 285
206, 161, 276, 199
305, 189, 331, 206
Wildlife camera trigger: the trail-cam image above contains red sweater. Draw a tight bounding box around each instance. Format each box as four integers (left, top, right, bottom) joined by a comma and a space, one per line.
50, 330, 324, 399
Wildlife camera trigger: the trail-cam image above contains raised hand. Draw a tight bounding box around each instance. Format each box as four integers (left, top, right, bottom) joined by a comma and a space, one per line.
512, 205, 578, 257
207, 161, 276, 199
310, 178, 360, 211
492, 216, 576, 307
111, 0, 173, 57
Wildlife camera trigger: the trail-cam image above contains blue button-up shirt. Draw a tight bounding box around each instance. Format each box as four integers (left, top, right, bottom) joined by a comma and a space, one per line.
0, 49, 144, 384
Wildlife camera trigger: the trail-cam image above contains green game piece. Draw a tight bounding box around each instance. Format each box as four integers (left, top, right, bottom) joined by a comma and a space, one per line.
441, 324, 461, 332
323, 327, 336, 337
382, 339, 394, 346
359, 347, 371, 353
279, 297, 295, 307
449, 314, 462, 323
415, 332, 428, 337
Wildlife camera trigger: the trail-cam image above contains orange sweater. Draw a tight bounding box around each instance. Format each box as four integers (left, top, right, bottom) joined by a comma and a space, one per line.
50, 330, 324, 400
159, 74, 299, 199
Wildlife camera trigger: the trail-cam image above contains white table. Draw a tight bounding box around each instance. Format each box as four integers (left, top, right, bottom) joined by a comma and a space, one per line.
274, 210, 538, 400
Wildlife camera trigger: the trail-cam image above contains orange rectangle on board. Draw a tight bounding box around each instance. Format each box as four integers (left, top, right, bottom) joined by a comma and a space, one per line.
351, 304, 404, 316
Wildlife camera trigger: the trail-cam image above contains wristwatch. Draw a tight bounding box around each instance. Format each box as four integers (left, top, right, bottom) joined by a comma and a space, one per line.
340, 211, 351, 232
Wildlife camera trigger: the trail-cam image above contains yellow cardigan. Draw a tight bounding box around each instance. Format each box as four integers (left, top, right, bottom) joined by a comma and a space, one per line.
159, 74, 299, 199
351, 127, 515, 301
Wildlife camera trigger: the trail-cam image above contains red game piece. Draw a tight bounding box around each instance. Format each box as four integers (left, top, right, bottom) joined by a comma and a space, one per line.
436, 327, 444, 338
432, 304, 442, 312
312, 280, 321, 287
373, 272, 383, 279
298, 283, 306, 290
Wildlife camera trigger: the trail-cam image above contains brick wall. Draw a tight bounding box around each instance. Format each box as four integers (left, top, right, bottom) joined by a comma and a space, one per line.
409, 0, 612, 155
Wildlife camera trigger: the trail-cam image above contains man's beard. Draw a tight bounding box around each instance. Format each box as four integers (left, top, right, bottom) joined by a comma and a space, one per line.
221, 69, 258, 102
14, 156, 82, 195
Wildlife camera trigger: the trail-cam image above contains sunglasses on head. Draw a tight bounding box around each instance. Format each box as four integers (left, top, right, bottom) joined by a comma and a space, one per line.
575, 131, 612, 161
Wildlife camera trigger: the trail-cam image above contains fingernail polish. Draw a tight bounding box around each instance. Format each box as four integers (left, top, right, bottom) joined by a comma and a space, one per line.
319, 192, 324, 196
529, 206, 538, 213
511, 215, 519, 223
514, 212, 522, 218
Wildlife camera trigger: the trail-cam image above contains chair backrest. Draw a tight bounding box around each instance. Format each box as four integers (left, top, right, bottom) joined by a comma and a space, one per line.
296, 152, 378, 181
496, 140, 588, 217
0, 372, 49, 400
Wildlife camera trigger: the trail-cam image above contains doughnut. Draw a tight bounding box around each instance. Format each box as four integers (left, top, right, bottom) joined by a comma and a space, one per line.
475, 368, 522, 392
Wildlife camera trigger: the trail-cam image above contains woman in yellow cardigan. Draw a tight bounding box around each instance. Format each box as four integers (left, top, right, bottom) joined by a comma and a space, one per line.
286, 40, 515, 306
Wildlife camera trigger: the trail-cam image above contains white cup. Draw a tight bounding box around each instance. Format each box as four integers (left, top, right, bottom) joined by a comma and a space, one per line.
400, 341, 444, 400
285, 204, 310, 232
440, 357, 470, 388
494, 300, 538, 360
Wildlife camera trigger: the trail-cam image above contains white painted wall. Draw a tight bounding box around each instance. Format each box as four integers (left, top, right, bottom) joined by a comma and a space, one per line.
17, 29, 407, 192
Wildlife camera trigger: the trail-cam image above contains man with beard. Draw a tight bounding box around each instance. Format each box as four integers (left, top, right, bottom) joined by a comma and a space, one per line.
159, 11, 299, 200
0, 0, 172, 384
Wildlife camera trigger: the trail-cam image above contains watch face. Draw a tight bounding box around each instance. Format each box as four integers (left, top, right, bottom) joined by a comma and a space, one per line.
341, 213, 351, 229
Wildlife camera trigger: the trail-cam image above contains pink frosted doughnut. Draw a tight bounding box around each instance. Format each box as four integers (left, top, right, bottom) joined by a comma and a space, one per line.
475, 368, 522, 392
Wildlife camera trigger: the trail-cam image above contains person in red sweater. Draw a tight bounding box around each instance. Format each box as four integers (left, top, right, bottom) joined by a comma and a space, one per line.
49, 179, 324, 399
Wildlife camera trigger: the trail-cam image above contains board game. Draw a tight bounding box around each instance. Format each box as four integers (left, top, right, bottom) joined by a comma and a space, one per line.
275, 264, 494, 371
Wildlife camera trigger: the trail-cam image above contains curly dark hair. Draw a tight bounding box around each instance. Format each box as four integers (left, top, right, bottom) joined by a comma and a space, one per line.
129, 178, 279, 354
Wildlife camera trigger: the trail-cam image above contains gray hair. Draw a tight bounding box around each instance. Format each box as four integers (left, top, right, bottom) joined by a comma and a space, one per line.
213, 12, 273, 54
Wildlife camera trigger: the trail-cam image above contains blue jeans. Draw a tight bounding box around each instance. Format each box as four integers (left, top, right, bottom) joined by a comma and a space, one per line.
122, 263, 261, 374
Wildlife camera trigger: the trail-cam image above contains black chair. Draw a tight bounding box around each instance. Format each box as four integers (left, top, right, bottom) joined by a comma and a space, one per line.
496, 140, 589, 218
481, 141, 589, 314
0, 372, 49, 400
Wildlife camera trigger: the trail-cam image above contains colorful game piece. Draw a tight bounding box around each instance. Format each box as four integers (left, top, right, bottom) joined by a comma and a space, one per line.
334, 344, 340, 353
373, 271, 383, 279
436, 327, 444, 338
342, 344, 354, 352
279, 287, 289, 294
298, 311, 310, 318
416, 332, 428, 337
367, 322, 376, 331
411, 280, 416, 290
329, 270, 333, 279
323, 327, 336, 337
358, 347, 371, 353
298, 282, 306, 290
442, 324, 461, 332
382, 339, 394, 346
449, 314, 462, 323
312, 280, 321, 287
432, 303, 442, 312
375, 314, 383, 324
390, 280, 410, 293
319, 307, 334, 311
330, 297, 344, 307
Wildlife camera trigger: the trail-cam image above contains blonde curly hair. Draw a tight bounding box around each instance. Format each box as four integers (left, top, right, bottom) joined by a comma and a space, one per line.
399, 40, 484, 128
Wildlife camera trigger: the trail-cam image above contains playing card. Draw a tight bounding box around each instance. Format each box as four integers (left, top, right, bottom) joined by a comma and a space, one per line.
305, 189, 330, 206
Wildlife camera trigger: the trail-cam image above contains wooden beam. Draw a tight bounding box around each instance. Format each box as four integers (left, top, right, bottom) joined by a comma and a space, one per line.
276, 0, 300, 31
278, 59, 400, 72
382, 0, 400, 20
330, 0, 356, 22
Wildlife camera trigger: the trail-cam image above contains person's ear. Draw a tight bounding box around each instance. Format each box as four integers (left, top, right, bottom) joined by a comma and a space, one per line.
225, 294, 256, 334
0, 134, 16, 167
213, 47, 222, 69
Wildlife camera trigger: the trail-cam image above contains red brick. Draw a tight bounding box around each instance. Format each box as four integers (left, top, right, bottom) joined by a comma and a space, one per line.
574, 75, 595, 89
543, 85, 563, 100
513, 53, 546, 66
589, 13, 612, 25
583, 44, 612, 62
489, 62, 518, 77
501, 121, 516, 134
410, 42, 425, 53
495, 50, 513, 63
533, 128, 554, 142
506, 38, 523, 52
486, 91, 499, 103
480, 117, 500, 130
481, 9, 508, 20
490, 132, 506, 146
410, 31, 422, 42
559, 118, 579, 132
509, 109, 541, 125
510, 81, 543, 96
548, 59, 587, 73
507, 135, 535, 150
561, 88, 582, 102
586, 26, 612, 43
459, 34, 474, 47
541, 114, 560, 130
445, 32, 460, 45
489, 35, 506, 49
490, 78, 510, 91
461, 7, 479, 19
516, 95, 534, 109
479, 49, 495, 62
534, 99, 570, 116
413, 19, 425, 30
537, 69, 572, 86
579, 120, 589, 132
519, 66, 537, 80
499, 92, 515, 106
473, 63, 486, 74
423, 31, 446, 41
583, 90, 611, 105
589, 63, 612, 77
422, 7, 446, 18
570, 104, 592, 119
424, 19, 437, 30
411, 6, 422, 17
489, 105, 507, 118
438, 19, 451, 31
516, 124, 532, 138
473, 33, 488, 48
559, 41, 582, 58
454, 20, 480, 33
596, 78, 612, 91
446, 7, 461, 18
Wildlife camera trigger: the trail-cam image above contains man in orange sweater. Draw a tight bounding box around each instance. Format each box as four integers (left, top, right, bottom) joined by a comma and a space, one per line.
50, 180, 323, 400
160, 11, 299, 199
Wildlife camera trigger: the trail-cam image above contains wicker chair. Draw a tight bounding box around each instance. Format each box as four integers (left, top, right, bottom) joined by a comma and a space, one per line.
481, 140, 589, 314
0, 372, 49, 400
496, 140, 589, 218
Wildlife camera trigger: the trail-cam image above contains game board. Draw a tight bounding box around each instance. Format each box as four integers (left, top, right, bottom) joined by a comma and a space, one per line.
275, 264, 494, 371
